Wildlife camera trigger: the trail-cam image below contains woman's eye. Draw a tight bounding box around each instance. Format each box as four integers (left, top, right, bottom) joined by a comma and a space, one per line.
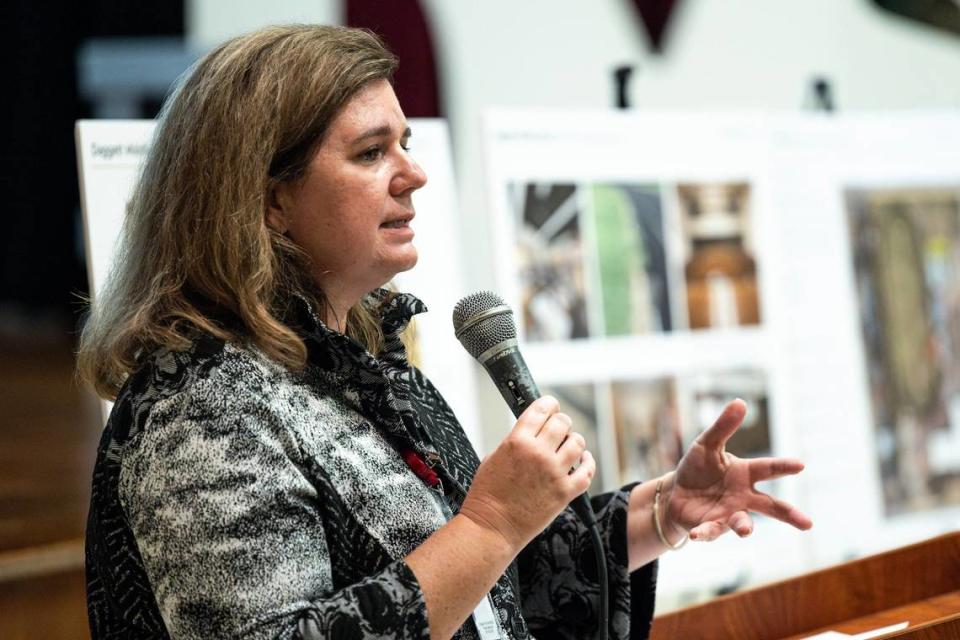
359, 146, 384, 162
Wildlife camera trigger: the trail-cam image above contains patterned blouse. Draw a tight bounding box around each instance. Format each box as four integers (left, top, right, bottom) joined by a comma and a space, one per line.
85, 291, 657, 639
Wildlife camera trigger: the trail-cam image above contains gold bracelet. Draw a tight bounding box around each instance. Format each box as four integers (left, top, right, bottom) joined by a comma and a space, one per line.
652, 476, 688, 551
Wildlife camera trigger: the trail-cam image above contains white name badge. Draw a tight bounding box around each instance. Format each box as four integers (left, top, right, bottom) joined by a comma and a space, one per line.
472, 594, 505, 640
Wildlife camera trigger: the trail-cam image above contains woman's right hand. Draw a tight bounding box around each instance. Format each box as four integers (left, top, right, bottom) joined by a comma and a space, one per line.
459, 395, 595, 553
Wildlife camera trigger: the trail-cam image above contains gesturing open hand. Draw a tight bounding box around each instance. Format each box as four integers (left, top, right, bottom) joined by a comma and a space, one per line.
662, 399, 813, 543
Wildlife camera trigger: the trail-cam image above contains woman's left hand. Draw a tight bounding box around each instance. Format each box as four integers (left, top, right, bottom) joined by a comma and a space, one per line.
661, 398, 813, 543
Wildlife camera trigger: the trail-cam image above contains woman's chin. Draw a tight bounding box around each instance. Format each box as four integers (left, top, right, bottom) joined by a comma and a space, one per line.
395, 246, 419, 272
378, 249, 419, 283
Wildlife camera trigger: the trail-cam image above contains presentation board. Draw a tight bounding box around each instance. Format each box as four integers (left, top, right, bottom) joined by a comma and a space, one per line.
482, 110, 960, 609
75, 118, 480, 445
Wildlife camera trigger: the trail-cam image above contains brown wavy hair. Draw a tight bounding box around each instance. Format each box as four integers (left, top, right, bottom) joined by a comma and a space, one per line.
77, 25, 399, 400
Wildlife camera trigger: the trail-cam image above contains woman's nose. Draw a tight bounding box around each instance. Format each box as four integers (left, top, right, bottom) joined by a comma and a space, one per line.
392, 153, 428, 195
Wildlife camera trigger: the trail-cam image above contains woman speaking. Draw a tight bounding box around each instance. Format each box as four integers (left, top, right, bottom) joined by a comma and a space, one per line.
78, 25, 811, 640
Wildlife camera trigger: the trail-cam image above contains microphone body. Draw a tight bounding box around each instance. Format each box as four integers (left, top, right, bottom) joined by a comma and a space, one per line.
453, 294, 597, 527
478, 341, 539, 416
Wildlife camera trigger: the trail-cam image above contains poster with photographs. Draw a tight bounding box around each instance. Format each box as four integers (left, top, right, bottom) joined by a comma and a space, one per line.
508, 179, 760, 343
511, 183, 590, 341
485, 110, 960, 609
592, 184, 672, 336
677, 182, 761, 330
847, 186, 960, 516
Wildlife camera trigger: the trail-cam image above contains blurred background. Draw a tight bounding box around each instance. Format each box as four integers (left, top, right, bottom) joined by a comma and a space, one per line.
2, 1, 960, 637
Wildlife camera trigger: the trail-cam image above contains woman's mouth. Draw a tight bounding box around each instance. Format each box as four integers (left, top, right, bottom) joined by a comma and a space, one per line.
380, 213, 414, 229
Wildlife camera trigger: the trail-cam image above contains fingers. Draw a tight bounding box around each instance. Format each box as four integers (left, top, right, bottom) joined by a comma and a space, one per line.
513, 396, 573, 451
727, 510, 754, 537
696, 398, 747, 451
557, 431, 586, 468
514, 396, 559, 436
539, 413, 572, 450
568, 449, 596, 491
689, 519, 728, 542
689, 511, 752, 541
747, 457, 805, 483
747, 493, 813, 531
512, 394, 588, 466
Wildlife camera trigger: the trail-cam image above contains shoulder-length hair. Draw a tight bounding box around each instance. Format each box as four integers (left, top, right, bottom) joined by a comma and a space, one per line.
77, 25, 399, 400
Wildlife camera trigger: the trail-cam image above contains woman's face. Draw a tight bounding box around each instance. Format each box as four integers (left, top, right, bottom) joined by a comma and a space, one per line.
269, 79, 427, 301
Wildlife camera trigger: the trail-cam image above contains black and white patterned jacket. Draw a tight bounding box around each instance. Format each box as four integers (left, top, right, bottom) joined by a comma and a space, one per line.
85, 291, 657, 639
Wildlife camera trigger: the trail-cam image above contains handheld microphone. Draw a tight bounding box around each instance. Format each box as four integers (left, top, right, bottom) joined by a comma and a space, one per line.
453, 290, 609, 640
452, 291, 596, 528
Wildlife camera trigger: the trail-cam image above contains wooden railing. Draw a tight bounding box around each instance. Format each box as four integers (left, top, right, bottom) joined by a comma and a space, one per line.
651, 532, 960, 639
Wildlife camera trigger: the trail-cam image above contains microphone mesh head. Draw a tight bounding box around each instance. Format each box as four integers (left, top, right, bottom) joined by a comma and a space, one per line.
452, 291, 517, 360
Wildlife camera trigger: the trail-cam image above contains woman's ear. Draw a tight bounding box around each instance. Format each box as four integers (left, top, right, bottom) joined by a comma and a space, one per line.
266, 181, 291, 234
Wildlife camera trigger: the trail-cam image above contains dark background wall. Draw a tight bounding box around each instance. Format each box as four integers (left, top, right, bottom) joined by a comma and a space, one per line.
0, 0, 183, 336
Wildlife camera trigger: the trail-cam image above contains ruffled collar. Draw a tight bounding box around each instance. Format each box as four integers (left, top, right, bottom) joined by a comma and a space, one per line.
287, 288, 427, 374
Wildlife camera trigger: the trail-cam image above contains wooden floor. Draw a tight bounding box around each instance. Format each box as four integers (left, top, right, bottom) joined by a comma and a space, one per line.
0, 336, 103, 639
